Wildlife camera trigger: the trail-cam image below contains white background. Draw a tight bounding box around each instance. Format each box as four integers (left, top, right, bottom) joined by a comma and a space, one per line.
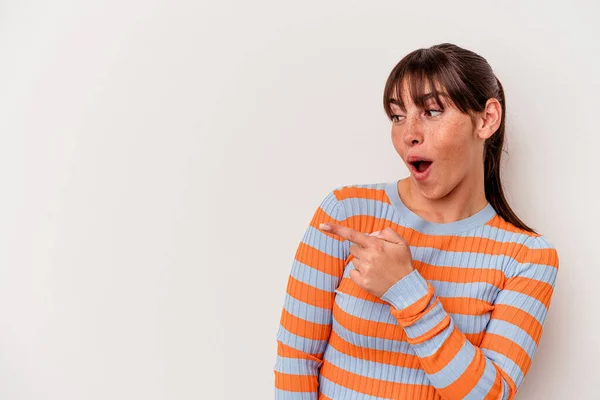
0, 0, 598, 399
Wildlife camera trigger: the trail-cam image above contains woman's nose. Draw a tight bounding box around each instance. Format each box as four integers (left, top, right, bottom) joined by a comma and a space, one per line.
403, 115, 424, 145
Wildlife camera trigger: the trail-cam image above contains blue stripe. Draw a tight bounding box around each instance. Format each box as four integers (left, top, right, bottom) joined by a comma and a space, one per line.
493, 290, 549, 325
485, 319, 537, 360
274, 355, 320, 376
457, 223, 531, 244
274, 389, 316, 400
341, 261, 357, 278
284, 295, 331, 325
409, 247, 542, 274
428, 280, 500, 299
464, 357, 497, 399
504, 260, 557, 284
403, 300, 447, 339
501, 379, 510, 400
381, 269, 430, 310
339, 182, 555, 251
324, 345, 430, 385
276, 325, 328, 355
331, 317, 415, 355
411, 318, 456, 358
451, 313, 490, 334
428, 338, 475, 388
481, 349, 525, 387
521, 236, 553, 249
319, 375, 392, 400
335, 291, 397, 324
301, 225, 349, 260
339, 184, 555, 247
289, 259, 341, 292
335, 290, 489, 334
340, 194, 526, 242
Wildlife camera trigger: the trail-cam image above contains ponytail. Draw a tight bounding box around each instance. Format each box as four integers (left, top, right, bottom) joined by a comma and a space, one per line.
484, 77, 536, 233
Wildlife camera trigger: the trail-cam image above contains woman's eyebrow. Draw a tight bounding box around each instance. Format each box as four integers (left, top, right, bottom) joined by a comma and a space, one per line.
421, 92, 449, 101
389, 92, 449, 104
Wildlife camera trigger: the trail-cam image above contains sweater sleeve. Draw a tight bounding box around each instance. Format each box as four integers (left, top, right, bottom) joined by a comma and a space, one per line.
380, 235, 559, 400
274, 189, 351, 399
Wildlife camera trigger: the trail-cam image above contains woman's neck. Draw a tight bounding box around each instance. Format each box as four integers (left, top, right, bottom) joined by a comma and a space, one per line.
398, 176, 488, 224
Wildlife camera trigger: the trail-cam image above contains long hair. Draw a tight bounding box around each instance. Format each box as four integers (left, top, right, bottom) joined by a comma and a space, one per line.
383, 43, 535, 233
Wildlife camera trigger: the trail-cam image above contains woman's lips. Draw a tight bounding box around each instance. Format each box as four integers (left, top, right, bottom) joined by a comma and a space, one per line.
409, 161, 433, 182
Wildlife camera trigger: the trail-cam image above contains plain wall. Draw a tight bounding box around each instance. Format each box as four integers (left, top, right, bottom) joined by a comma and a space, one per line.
0, 0, 598, 398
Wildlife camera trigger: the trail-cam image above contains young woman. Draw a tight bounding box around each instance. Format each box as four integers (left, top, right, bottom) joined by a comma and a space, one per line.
274, 43, 559, 400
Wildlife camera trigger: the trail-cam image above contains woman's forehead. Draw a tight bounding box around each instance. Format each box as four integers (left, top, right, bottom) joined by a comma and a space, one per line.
390, 79, 450, 108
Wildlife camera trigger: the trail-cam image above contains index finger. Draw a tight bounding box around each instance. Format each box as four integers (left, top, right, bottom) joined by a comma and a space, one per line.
319, 222, 374, 247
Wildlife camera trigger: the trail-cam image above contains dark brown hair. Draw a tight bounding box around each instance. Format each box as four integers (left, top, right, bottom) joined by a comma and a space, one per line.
383, 42, 535, 233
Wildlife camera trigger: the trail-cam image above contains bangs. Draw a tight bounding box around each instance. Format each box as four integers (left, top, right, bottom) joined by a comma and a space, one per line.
383, 48, 472, 120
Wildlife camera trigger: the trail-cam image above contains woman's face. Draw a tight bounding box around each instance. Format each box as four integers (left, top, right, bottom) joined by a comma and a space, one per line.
389, 79, 485, 201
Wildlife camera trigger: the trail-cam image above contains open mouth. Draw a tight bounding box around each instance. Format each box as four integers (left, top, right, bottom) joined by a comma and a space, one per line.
410, 160, 432, 173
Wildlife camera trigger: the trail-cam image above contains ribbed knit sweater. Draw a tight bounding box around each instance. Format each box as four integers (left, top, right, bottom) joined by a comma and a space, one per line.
273, 180, 559, 399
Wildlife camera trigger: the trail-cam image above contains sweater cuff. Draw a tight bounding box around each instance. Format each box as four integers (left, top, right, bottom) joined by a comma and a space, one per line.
381, 269, 430, 310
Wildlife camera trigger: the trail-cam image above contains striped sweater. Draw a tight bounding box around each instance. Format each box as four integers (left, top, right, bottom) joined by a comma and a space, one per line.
274, 180, 559, 399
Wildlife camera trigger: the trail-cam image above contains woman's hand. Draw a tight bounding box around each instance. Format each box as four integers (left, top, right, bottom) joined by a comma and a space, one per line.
319, 223, 415, 298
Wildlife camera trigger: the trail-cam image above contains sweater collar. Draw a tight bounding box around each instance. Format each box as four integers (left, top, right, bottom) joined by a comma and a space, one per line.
384, 179, 497, 235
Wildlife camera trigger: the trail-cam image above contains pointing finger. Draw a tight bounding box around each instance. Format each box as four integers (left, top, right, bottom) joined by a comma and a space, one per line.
319, 222, 374, 248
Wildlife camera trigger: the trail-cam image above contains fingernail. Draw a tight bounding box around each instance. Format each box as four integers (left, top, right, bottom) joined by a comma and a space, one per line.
319, 223, 331, 231
370, 231, 381, 236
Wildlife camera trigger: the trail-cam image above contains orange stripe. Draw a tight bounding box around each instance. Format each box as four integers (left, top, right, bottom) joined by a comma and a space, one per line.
277, 341, 324, 361
494, 363, 517, 398
328, 329, 421, 369
407, 313, 452, 345
274, 370, 319, 392
436, 296, 495, 315
417, 262, 506, 285
294, 241, 346, 278
336, 277, 388, 304
336, 185, 390, 204
504, 276, 554, 307
485, 214, 541, 237
465, 331, 485, 346
483, 366, 504, 399
337, 185, 533, 240
332, 186, 557, 267
439, 347, 487, 399
280, 308, 332, 341
286, 276, 335, 309
336, 278, 495, 317
492, 304, 543, 344
513, 246, 558, 267
342, 212, 555, 264
338, 184, 538, 234
419, 325, 466, 374
332, 301, 405, 341
480, 333, 531, 377
319, 360, 437, 399
390, 283, 435, 325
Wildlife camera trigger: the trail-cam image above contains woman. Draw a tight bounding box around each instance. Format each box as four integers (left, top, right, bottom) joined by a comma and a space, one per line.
273, 43, 559, 400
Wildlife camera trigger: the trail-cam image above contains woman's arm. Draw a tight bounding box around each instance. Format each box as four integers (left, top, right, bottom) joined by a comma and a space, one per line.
274, 189, 350, 399
381, 235, 559, 400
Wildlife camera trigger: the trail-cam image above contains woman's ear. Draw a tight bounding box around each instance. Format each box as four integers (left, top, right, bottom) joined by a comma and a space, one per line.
476, 98, 502, 140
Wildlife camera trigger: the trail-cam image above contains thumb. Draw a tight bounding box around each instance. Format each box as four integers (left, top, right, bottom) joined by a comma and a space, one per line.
349, 268, 363, 286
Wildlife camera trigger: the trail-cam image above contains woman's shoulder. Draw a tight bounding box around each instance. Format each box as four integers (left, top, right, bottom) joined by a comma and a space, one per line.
328, 180, 391, 203
485, 213, 560, 274
320, 181, 397, 229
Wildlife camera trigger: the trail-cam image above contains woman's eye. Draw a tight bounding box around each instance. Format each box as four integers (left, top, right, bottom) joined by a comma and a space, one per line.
426, 109, 442, 117
391, 115, 405, 122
